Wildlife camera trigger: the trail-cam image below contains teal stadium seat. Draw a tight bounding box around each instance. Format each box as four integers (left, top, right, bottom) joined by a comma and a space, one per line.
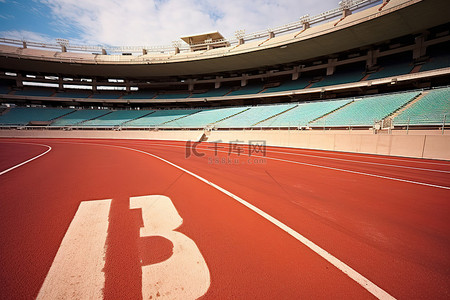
0, 107, 74, 125
393, 87, 450, 126
258, 99, 352, 127
311, 69, 365, 88
216, 103, 296, 128
164, 107, 247, 128
0, 84, 10, 94
55, 91, 91, 98
190, 87, 231, 98
122, 91, 157, 99
51, 109, 111, 126
310, 91, 420, 127
154, 93, 190, 99
124, 109, 200, 127
81, 110, 152, 127
368, 56, 413, 80
263, 78, 310, 93
227, 83, 265, 96
90, 92, 121, 99
14, 88, 55, 97
421, 53, 450, 72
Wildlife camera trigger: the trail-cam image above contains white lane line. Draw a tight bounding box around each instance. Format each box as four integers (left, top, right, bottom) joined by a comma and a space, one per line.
144, 140, 450, 167
265, 155, 450, 190
263, 149, 450, 174
286, 147, 450, 166
140, 141, 450, 173
59, 141, 394, 300
37, 199, 111, 300
0, 142, 52, 176
123, 141, 450, 190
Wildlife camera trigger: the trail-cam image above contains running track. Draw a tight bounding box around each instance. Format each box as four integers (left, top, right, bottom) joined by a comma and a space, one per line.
0, 138, 449, 299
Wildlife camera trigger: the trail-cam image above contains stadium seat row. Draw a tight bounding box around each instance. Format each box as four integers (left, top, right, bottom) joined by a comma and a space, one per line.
1, 87, 448, 128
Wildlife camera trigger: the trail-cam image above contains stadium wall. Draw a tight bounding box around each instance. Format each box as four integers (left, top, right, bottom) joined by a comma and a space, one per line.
1, 129, 449, 160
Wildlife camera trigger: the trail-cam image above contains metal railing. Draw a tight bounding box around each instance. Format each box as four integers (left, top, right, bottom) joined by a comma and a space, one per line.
0, 0, 381, 55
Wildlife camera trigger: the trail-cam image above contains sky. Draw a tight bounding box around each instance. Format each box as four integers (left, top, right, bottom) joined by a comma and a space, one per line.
0, 0, 341, 47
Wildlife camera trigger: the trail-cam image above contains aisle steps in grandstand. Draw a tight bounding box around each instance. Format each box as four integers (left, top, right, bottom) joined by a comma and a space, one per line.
212, 107, 251, 124
0, 107, 75, 125
164, 107, 248, 128
120, 111, 155, 126
0, 107, 10, 116
380, 92, 424, 128
227, 83, 265, 96
216, 104, 295, 128
160, 110, 201, 125
124, 109, 201, 127
77, 111, 113, 125
384, 91, 427, 127
393, 87, 450, 126
81, 110, 151, 126
421, 53, 450, 72
306, 100, 354, 126
262, 78, 310, 93
253, 105, 299, 126
310, 69, 365, 88
1, 88, 448, 129
367, 61, 413, 80
51, 109, 113, 126
309, 91, 420, 127
410, 65, 422, 74
190, 87, 231, 98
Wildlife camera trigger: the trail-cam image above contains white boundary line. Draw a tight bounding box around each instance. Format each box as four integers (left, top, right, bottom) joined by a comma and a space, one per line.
139, 140, 450, 167
263, 149, 450, 174
265, 155, 450, 190
0, 142, 52, 176
122, 141, 450, 190
52, 140, 397, 300
145, 141, 450, 173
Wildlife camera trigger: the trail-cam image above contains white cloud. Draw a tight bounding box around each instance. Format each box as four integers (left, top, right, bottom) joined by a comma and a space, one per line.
0, 30, 52, 42
39, 0, 339, 46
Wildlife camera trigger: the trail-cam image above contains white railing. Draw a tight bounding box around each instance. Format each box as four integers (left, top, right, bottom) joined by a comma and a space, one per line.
0, 0, 380, 55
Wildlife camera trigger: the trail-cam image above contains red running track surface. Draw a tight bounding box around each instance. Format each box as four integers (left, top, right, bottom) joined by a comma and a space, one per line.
0, 138, 449, 299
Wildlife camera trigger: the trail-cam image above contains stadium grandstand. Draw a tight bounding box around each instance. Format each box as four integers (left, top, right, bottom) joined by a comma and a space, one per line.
0, 0, 449, 157
1, 1, 450, 300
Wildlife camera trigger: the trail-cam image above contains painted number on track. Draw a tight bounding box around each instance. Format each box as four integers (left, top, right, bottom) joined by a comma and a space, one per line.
131, 195, 210, 299
38, 195, 210, 299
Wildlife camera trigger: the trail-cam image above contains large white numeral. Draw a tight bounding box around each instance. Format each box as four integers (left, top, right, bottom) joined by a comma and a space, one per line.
37, 199, 111, 300
130, 195, 210, 300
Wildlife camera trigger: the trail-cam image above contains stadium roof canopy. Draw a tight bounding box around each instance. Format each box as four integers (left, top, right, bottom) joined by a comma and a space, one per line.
0, 0, 449, 79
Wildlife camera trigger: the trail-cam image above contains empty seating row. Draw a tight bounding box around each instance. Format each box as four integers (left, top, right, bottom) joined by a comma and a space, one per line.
51, 109, 111, 126
258, 99, 352, 127
81, 110, 152, 127
215, 104, 296, 128
163, 107, 247, 128
1, 87, 447, 128
1, 55, 447, 102
393, 87, 450, 126
310, 91, 420, 127
124, 109, 199, 127
0, 107, 74, 125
